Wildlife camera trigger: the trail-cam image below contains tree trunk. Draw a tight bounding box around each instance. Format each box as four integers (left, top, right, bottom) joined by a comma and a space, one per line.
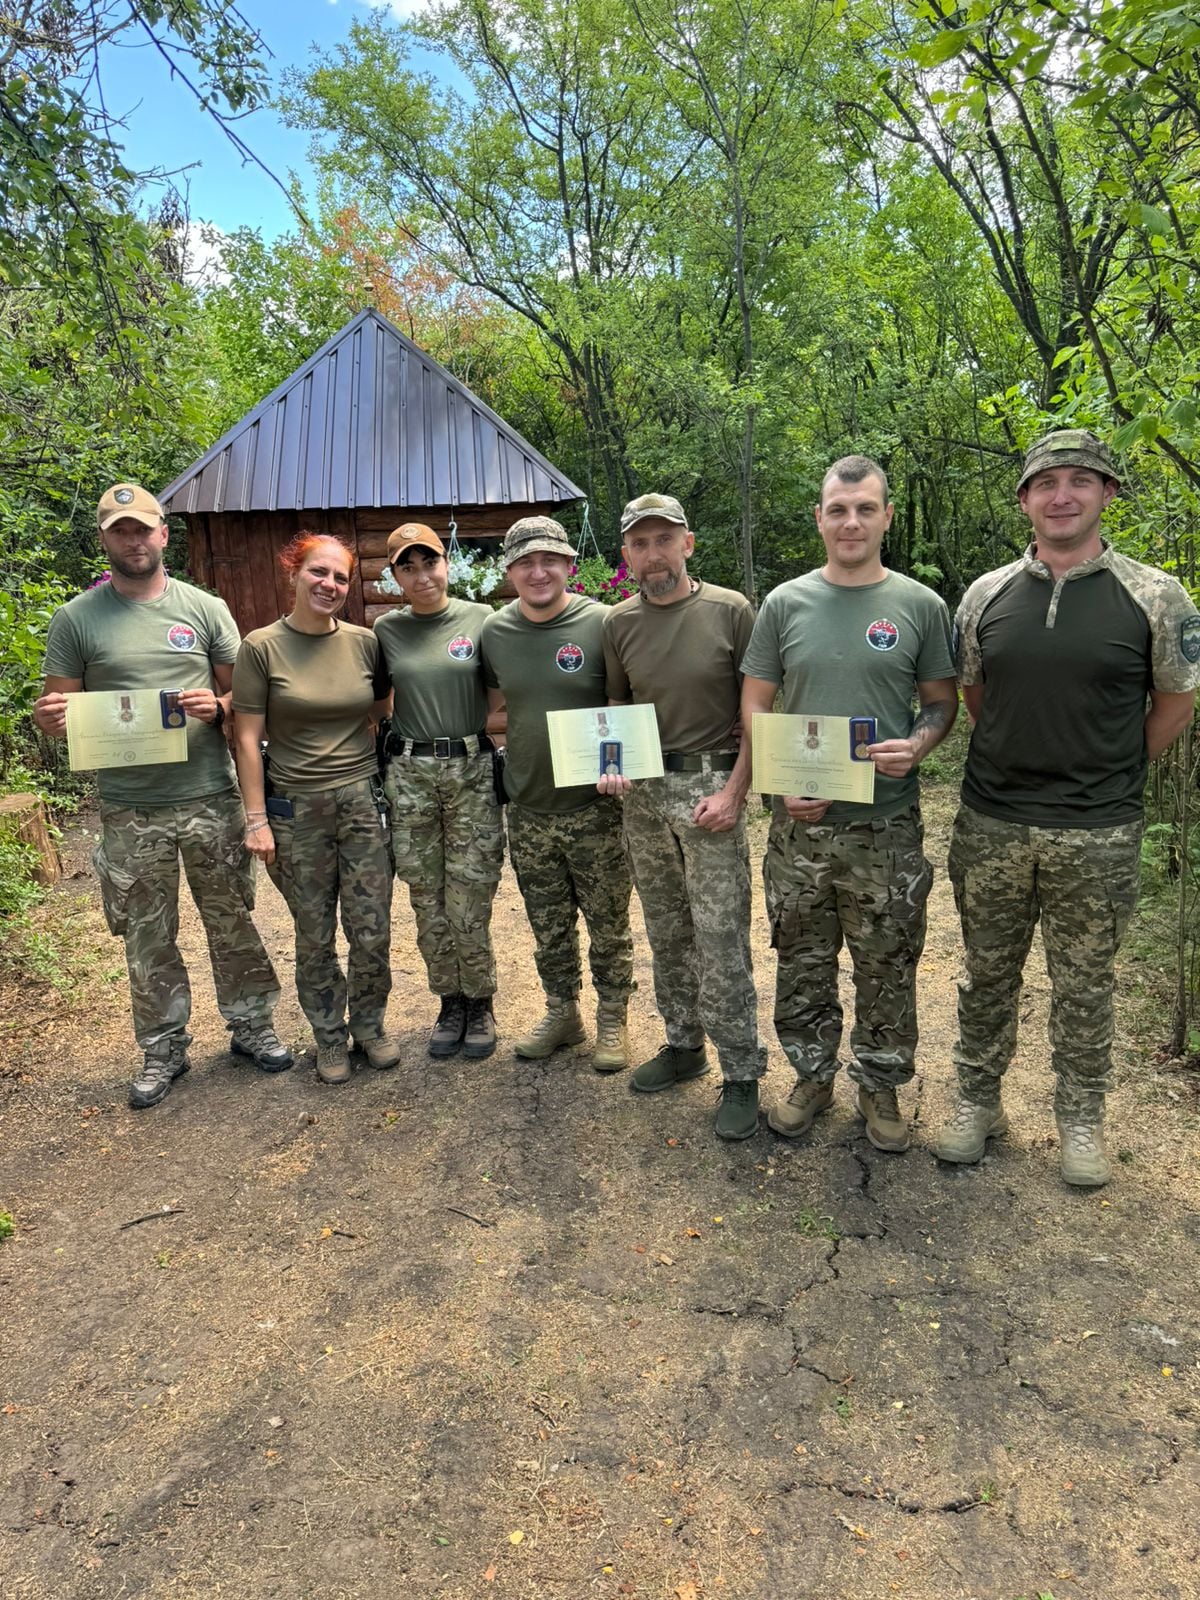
0, 794, 62, 887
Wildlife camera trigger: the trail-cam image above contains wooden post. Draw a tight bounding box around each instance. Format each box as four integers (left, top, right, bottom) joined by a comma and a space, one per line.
0, 794, 62, 887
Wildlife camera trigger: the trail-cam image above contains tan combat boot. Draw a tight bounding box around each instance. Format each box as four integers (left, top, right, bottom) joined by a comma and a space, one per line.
1056, 1112, 1111, 1188
592, 996, 629, 1073
766, 1078, 833, 1138
857, 1085, 911, 1152
513, 996, 586, 1060
935, 1096, 1008, 1164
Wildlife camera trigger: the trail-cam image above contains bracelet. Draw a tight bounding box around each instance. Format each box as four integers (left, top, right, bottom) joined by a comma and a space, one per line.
244, 810, 268, 820
245, 820, 272, 834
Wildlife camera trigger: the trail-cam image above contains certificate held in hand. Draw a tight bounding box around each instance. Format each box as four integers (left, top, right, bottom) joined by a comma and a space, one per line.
66, 689, 189, 771
751, 712, 876, 804
546, 703, 664, 787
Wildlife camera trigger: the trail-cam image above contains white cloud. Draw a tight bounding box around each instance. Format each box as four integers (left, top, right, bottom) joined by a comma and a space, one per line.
181, 221, 232, 288
360, 0, 429, 20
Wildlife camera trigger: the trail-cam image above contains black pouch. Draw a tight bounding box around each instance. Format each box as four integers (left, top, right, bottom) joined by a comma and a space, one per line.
375, 716, 392, 774
492, 744, 508, 806
266, 795, 294, 821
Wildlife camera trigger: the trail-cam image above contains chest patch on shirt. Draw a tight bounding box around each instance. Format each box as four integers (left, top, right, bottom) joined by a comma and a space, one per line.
447, 635, 475, 661
556, 643, 585, 673
865, 618, 899, 652
1181, 616, 1200, 663
166, 622, 198, 652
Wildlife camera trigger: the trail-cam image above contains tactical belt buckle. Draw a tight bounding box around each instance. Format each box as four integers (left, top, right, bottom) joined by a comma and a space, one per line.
433, 738, 452, 759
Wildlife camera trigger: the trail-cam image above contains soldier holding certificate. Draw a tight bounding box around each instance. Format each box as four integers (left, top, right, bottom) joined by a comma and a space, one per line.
741, 456, 956, 1151
33, 483, 288, 1108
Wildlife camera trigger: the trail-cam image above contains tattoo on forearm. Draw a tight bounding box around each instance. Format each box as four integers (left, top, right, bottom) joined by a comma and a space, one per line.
911, 701, 955, 747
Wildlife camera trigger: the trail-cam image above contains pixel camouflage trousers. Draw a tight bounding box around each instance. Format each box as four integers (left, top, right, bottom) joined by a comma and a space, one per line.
623, 768, 765, 1082
386, 752, 503, 999
948, 804, 1143, 1111
506, 799, 634, 1004
93, 792, 280, 1058
266, 776, 394, 1049
764, 805, 933, 1090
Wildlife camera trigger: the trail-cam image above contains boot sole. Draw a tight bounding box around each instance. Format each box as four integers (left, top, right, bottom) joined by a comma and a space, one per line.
716, 1115, 759, 1141
462, 1038, 497, 1059
935, 1111, 1010, 1165
1061, 1165, 1111, 1189
129, 1060, 190, 1109
864, 1126, 911, 1153
629, 1063, 711, 1094
428, 1037, 465, 1058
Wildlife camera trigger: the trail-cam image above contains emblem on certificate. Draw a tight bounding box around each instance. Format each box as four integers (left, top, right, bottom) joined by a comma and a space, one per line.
160, 689, 186, 729
118, 694, 135, 725
850, 717, 876, 761
805, 719, 820, 751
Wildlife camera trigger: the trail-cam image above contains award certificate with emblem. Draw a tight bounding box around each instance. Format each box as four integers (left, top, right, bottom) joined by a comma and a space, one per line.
546, 704, 664, 786
751, 713, 875, 803
66, 690, 189, 771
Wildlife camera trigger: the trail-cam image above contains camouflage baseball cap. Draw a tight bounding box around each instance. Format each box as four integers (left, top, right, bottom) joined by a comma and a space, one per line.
620, 492, 688, 536
97, 482, 164, 531
1017, 429, 1121, 493
502, 515, 577, 568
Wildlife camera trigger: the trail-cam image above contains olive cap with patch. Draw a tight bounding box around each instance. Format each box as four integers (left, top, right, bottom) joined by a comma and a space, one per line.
1017, 429, 1121, 493
387, 523, 445, 565
97, 483, 164, 532
620, 492, 688, 536
502, 516, 577, 568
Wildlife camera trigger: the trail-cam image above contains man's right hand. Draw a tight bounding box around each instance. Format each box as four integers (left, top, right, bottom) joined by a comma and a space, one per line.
33, 692, 69, 737
783, 794, 831, 824
597, 773, 632, 797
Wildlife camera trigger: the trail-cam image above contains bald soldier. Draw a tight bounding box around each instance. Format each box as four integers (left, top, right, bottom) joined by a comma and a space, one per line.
601, 493, 766, 1141
937, 430, 1200, 1187
33, 483, 288, 1108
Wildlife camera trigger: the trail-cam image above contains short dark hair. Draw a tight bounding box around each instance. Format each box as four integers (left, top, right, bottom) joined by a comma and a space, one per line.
820, 455, 889, 506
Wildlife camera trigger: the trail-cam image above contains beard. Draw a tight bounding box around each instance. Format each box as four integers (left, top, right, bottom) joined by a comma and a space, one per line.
639, 563, 682, 599
107, 545, 164, 581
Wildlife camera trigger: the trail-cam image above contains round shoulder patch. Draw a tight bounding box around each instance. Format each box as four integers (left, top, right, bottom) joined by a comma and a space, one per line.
1180, 616, 1200, 664
447, 635, 475, 661
555, 642, 585, 673
865, 618, 899, 652
166, 622, 198, 652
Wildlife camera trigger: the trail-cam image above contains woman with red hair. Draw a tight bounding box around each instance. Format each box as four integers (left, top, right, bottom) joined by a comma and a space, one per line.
232, 534, 398, 1084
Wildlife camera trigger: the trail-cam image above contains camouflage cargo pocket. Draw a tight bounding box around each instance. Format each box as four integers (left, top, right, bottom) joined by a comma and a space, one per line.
92, 844, 137, 938
264, 815, 298, 914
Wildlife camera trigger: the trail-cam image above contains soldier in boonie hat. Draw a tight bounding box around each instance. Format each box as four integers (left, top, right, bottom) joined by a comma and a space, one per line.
1016, 429, 1121, 493
502, 515, 577, 568
97, 482, 165, 531
619, 493, 688, 536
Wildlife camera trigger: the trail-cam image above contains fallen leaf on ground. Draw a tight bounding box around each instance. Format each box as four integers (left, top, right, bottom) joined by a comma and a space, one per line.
483, 1564, 496, 1581
675, 1583, 701, 1600
508, 1529, 525, 1545
836, 1514, 870, 1539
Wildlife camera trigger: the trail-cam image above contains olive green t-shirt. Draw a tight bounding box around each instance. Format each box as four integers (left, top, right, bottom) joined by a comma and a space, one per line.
603, 581, 756, 753
741, 569, 954, 820
232, 618, 390, 794
374, 598, 491, 741
42, 577, 240, 806
481, 596, 615, 813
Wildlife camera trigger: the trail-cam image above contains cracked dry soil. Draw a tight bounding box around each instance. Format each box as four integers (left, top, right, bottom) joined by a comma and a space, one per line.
2, 783, 1199, 1600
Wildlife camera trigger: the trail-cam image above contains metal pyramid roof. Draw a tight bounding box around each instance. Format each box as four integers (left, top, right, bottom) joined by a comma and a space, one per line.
159, 307, 585, 515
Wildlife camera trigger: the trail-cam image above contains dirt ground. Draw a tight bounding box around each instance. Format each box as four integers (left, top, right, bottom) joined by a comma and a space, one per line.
2, 779, 1199, 1600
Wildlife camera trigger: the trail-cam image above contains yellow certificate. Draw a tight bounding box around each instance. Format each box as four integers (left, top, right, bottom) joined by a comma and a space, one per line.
752, 712, 875, 804
546, 703, 664, 787
66, 690, 188, 771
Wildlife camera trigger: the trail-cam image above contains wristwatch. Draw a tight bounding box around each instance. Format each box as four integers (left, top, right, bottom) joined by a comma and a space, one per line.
212, 701, 226, 730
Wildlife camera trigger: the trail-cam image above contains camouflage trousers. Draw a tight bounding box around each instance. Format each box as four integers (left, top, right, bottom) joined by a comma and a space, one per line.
94, 791, 280, 1058
507, 799, 634, 1004
623, 768, 765, 1082
764, 805, 933, 1090
386, 751, 503, 998
948, 805, 1143, 1111
266, 776, 394, 1050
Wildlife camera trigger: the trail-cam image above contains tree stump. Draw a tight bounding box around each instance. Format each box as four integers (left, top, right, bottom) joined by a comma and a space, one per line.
0, 794, 62, 887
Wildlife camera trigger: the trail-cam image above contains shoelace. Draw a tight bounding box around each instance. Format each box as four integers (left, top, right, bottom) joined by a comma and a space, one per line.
1063, 1122, 1100, 1154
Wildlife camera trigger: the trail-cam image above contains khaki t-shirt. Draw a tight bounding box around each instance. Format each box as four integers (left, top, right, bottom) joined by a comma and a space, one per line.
481, 596, 615, 813
603, 581, 755, 753
232, 618, 390, 794
374, 598, 490, 742
42, 578, 239, 806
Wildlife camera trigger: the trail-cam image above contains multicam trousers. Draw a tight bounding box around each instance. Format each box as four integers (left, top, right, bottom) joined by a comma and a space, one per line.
266, 776, 394, 1050
506, 799, 634, 1004
948, 804, 1143, 1112
93, 791, 280, 1058
623, 765, 765, 1083
386, 750, 503, 999
764, 805, 933, 1090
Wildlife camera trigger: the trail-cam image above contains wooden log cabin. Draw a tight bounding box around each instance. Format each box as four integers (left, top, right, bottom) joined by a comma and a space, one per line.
158, 307, 586, 634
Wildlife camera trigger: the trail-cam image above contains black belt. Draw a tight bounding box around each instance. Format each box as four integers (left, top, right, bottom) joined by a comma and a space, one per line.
388, 733, 491, 759
663, 750, 738, 773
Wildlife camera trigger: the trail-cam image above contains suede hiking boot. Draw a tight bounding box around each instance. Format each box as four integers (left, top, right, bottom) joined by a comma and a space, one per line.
230, 1024, 293, 1073
592, 997, 629, 1073
935, 1097, 1009, 1164
715, 1079, 759, 1141
766, 1078, 833, 1138
514, 997, 586, 1059
462, 997, 497, 1060
1057, 1115, 1111, 1188
355, 1035, 401, 1071
429, 995, 467, 1058
315, 1043, 352, 1085
857, 1086, 911, 1153
630, 1042, 710, 1094
129, 1040, 190, 1110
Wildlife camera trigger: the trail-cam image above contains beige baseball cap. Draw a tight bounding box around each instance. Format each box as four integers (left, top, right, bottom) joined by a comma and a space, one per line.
97, 483, 164, 531
387, 523, 445, 564
620, 492, 688, 536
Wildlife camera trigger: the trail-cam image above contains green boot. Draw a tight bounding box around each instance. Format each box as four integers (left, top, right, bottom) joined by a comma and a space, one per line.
630, 1041, 710, 1094
514, 996, 586, 1059
715, 1079, 759, 1141
935, 1095, 1009, 1164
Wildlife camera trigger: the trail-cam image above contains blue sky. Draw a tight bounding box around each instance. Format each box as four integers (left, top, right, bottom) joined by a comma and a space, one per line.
98, 0, 426, 240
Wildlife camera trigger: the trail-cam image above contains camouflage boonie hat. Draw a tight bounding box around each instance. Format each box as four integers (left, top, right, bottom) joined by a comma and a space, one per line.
620, 492, 688, 536
502, 516, 577, 568
1017, 430, 1121, 493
